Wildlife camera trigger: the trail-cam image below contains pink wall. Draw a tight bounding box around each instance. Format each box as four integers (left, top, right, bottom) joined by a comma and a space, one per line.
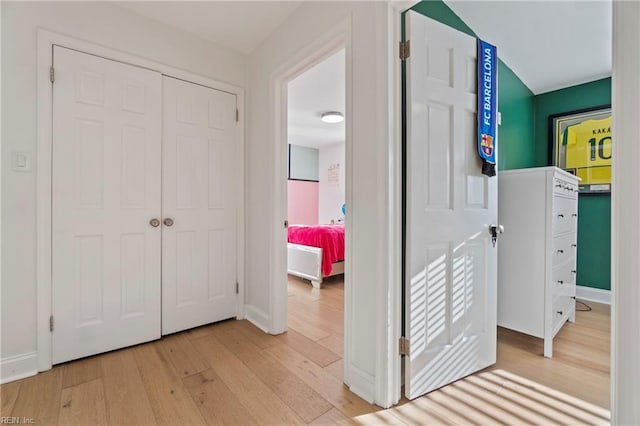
288, 180, 319, 225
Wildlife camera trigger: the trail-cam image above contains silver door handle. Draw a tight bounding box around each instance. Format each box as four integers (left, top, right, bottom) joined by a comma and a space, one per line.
489, 224, 504, 247
149, 218, 160, 227
163, 218, 174, 227
489, 224, 504, 238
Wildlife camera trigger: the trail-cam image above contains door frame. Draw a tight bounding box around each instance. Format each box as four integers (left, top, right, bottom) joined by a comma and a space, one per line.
36, 29, 246, 372
269, 18, 353, 381
612, 2, 640, 421
269, 2, 414, 407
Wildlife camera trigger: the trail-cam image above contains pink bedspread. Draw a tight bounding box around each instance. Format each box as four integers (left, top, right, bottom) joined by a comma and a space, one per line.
288, 224, 345, 276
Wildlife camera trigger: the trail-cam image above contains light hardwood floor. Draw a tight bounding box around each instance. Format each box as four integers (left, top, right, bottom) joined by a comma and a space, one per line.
0, 276, 610, 425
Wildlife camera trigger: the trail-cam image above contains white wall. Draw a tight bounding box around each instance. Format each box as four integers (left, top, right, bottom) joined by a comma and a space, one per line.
0, 1, 246, 382
318, 142, 345, 224
245, 1, 399, 406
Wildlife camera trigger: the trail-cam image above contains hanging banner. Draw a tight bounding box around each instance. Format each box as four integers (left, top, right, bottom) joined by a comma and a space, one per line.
477, 39, 498, 177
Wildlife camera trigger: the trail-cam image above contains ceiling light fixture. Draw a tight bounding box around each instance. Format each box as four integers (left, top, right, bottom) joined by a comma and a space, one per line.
321, 111, 344, 124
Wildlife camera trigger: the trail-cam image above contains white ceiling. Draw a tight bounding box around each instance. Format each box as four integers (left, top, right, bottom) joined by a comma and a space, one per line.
287, 49, 345, 149
116, 1, 302, 55
116, 1, 611, 98
445, 0, 612, 94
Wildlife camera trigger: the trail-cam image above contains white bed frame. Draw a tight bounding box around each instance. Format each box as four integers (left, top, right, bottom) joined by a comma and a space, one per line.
287, 243, 345, 288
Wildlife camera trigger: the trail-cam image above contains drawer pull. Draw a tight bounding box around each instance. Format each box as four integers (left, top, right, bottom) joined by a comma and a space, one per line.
558, 214, 564, 218
572, 213, 578, 217
557, 280, 564, 285
557, 249, 564, 254
571, 244, 577, 248
555, 183, 562, 188
557, 310, 564, 315
571, 270, 577, 274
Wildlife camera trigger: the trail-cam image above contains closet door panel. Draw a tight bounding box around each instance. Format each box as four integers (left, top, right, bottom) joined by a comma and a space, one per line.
162, 77, 238, 334
52, 46, 162, 364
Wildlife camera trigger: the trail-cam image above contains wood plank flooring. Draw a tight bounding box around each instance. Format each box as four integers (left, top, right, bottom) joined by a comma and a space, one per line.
0, 276, 610, 425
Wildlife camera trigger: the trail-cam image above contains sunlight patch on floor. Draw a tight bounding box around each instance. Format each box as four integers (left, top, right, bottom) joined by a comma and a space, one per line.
351, 369, 610, 426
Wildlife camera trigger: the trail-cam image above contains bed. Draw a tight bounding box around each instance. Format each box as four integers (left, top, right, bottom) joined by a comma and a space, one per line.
287, 224, 345, 288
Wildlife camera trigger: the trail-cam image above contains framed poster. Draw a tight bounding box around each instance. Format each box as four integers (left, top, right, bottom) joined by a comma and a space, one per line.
550, 105, 611, 193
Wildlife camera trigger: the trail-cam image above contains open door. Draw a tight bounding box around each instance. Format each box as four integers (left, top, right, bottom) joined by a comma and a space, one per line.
404, 11, 498, 399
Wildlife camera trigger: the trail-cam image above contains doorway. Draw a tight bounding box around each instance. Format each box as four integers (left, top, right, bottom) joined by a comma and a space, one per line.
283, 48, 347, 377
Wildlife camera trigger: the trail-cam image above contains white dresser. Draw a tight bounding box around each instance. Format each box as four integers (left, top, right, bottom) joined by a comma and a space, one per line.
498, 166, 579, 357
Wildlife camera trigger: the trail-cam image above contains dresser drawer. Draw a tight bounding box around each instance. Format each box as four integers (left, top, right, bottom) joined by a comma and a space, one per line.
553, 176, 579, 198
552, 195, 578, 235
552, 259, 577, 296
552, 294, 574, 333
552, 294, 572, 318
552, 233, 577, 267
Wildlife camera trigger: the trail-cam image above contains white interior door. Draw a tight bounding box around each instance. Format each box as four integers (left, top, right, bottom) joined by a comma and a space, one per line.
404, 11, 498, 399
52, 46, 162, 364
162, 76, 238, 335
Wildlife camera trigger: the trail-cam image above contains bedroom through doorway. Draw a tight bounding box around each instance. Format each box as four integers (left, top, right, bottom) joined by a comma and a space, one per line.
285, 48, 346, 375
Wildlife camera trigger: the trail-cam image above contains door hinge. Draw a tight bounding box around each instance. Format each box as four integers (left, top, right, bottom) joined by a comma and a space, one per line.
236, 108, 239, 122
49, 315, 54, 332
399, 336, 410, 356
50, 66, 55, 83
236, 282, 239, 294
399, 40, 410, 60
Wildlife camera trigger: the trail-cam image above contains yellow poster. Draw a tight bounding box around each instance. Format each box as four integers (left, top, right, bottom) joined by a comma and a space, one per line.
552, 107, 611, 193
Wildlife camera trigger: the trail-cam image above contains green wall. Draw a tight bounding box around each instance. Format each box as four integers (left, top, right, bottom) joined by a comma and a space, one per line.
533, 78, 612, 166
410, 1, 536, 171
533, 78, 612, 290
498, 64, 536, 170
411, 0, 474, 36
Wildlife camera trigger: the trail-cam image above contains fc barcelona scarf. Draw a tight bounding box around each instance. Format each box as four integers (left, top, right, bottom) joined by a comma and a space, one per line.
477, 39, 498, 177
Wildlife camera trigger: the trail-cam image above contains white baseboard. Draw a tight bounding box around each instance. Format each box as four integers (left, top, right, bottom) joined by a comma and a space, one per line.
243, 304, 270, 333
346, 364, 376, 404
576, 285, 611, 305
1, 352, 38, 384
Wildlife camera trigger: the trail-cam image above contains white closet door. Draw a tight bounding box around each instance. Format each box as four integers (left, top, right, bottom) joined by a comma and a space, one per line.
404, 11, 498, 399
162, 76, 238, 335
52, 46, 162, 364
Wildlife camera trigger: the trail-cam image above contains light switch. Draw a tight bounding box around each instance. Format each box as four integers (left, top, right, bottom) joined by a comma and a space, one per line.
12, 151, 32, 172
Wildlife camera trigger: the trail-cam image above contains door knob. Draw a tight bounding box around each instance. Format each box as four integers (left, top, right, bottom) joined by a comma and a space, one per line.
489, 224, 504, 247
489, 224, 504, 235
163, 218, 174, 227
149, 218, 160, 227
